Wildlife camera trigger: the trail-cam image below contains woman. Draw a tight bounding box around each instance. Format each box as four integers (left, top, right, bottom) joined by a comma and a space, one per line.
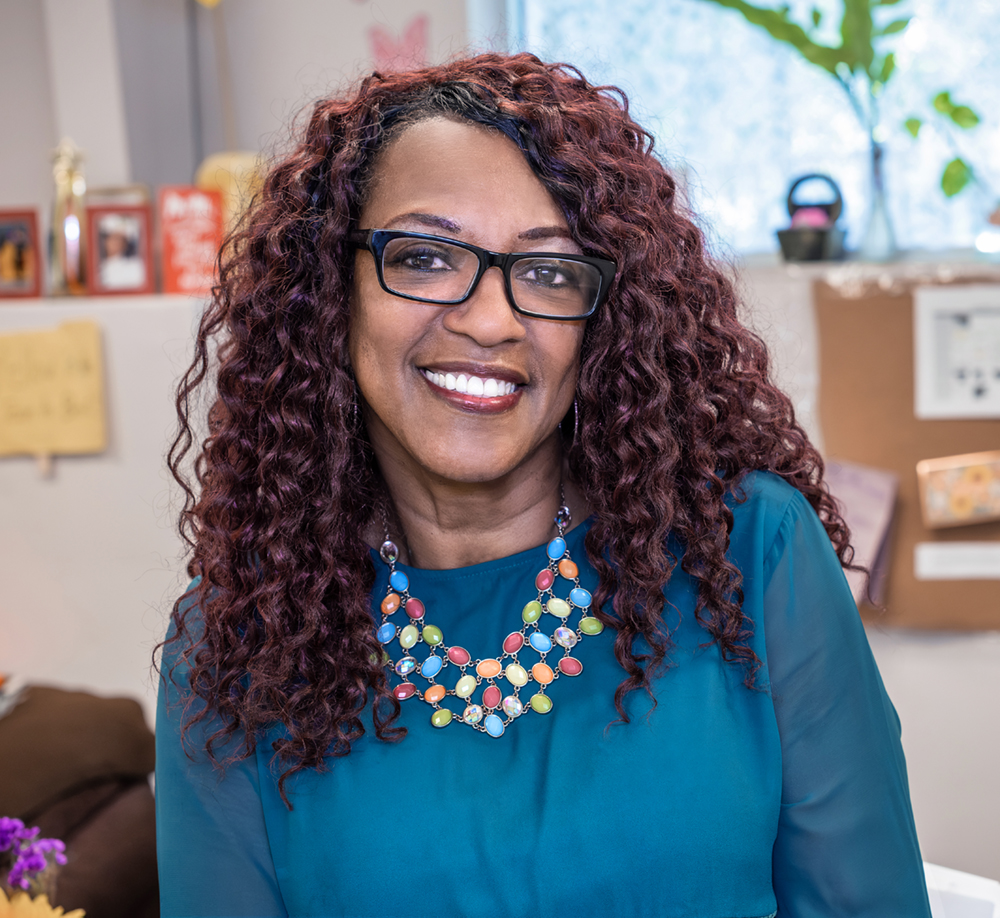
157, 53, 931, 917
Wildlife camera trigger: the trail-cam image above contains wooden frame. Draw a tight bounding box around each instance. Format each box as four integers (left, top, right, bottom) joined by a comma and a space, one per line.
86, 204, 154, 295
0, 209, 41, 298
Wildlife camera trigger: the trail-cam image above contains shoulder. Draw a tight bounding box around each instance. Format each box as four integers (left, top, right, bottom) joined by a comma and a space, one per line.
727, 471, 817, 558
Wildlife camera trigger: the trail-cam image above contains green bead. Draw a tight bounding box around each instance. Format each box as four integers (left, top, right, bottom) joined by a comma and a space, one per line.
529, 693, 553, 714
579, 616, 604, 635
399, 625, 419, 649
422, 624, 443, 645
431, 709, 453, 728
522, 600, 543, 623
455, 674, 477, 698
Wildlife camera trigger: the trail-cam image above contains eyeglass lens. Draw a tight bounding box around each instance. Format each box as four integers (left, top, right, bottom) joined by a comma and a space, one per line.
380, 236, 602, 317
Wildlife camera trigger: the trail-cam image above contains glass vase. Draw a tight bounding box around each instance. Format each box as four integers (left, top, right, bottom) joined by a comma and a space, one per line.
859, 140, 897, 262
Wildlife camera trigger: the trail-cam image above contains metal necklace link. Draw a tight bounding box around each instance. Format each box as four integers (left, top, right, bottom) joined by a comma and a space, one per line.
375, 494, 604, 737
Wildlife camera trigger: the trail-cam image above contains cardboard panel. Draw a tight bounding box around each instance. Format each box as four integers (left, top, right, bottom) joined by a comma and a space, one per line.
815, 280, 1000, 629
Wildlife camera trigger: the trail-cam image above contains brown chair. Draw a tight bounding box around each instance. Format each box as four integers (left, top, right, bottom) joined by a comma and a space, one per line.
0, 685, 158, 918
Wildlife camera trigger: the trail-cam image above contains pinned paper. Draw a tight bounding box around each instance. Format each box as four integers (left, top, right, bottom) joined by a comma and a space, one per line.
0, 320, 107, 457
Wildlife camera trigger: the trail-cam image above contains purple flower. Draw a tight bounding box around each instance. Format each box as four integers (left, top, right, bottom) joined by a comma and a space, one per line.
0, 817, 66, 891
0, 817, 32, 852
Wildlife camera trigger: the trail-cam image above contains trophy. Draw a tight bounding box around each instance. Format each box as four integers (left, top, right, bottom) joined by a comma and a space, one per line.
50, 138, 87, 295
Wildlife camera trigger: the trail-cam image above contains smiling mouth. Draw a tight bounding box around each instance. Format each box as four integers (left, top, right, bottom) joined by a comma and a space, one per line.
420, 369, 519, 398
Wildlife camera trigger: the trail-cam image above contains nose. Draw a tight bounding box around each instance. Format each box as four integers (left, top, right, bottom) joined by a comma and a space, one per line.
441, 265, 526, 346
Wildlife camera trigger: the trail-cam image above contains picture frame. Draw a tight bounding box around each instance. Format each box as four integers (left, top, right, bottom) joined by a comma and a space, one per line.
913, 284, 1000, 420
916, 449, 1000, 529
0, 209, 42, 298
86, 204, 154, 295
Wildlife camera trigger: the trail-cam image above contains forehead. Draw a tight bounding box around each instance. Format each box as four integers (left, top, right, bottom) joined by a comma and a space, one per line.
359, 117, 568, 236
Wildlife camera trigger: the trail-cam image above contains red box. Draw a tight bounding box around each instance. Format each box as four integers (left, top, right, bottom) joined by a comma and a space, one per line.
158, 186, 224, 295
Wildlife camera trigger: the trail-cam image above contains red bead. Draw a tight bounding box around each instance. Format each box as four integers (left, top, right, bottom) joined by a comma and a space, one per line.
447, 646, 471, 666
558, 657, 583, 677
405, 597, 425, 619
502, 632, 524, 654
394, 682, 417, 700
535, 569, 555, 591
483, 685, 502, 709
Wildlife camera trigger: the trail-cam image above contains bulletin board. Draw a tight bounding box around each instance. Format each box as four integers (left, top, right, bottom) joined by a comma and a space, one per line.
815, 279, 1000, 630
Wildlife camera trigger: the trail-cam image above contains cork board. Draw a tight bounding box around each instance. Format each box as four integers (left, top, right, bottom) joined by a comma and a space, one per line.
815, 280, 1000, 630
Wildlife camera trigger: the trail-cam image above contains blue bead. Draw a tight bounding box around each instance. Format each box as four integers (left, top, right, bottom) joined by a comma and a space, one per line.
390, 570, 409, 592
376, 623, 396, 644
546, 537, 567, 560
570, 587, 592, 608
529, 632, 552, 653
420, 655, 443, 678
484, 713, 505, 737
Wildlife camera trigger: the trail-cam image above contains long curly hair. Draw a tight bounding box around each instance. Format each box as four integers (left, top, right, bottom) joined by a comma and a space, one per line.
165, 52, 853, 799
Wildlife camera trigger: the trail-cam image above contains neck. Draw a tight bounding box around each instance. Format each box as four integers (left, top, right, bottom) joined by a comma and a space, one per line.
372, 436, 588, 570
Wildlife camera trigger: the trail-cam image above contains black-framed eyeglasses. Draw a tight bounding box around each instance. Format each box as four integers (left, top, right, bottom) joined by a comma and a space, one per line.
349, 229, 617, 320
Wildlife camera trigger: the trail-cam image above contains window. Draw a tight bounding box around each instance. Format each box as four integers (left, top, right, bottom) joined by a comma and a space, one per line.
511, 0, 1000, 254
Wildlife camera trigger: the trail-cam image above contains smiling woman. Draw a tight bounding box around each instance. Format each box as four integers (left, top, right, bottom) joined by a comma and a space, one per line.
156, 54, 933, 917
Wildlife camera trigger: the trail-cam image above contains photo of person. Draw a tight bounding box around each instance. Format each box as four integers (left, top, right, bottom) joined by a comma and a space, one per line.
0, 212, 40, 297
86, 205, 153, 294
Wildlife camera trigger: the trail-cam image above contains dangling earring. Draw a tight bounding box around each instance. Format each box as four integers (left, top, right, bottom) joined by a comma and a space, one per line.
560, 397, 579, 449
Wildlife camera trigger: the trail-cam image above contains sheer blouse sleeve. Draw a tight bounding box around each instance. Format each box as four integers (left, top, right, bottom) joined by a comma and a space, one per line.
762, 490, 932, 917
155, 594, 287, 918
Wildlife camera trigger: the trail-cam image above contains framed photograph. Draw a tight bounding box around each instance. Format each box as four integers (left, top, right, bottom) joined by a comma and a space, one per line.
0, 209, 41, 298
916, 449, 1000, 529
86, 204, 154, 295
913, 284, 1000, 419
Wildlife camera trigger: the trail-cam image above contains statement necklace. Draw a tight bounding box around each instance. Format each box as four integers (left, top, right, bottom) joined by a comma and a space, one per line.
376, 499, 604, 737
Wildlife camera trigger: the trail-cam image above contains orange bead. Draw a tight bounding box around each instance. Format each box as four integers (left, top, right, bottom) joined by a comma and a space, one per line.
424, 684, 446, 704
532, 662, 554, 685
381, 592, 401, 615
558, 559, 579, 580
476, 659, 503, 678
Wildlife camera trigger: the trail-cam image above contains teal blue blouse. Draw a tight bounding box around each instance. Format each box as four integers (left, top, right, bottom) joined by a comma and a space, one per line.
156, 473, 932, 917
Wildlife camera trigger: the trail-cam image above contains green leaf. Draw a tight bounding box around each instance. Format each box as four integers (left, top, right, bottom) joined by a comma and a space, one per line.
933, 91, 953, 114
878, 52, 896, 84
949, 105, 981, 129
876, 0, 905, 4
941, 158, 973, 197
811, 7, 822, 27
878, 18, 910, 36
841, 0, 875, 70
904, 117, 922, 138
696, 0, 849, 75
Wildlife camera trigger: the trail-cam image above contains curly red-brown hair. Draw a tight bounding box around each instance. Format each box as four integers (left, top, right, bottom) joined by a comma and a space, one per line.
165, 52, 852, 800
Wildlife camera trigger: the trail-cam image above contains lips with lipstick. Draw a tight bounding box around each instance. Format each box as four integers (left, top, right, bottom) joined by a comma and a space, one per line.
419, 366, 524, 411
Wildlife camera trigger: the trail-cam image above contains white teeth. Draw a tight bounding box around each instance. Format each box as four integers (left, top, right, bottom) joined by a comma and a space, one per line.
422, 369, 517, 398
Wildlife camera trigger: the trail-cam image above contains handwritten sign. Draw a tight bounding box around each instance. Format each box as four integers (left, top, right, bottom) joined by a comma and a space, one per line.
159, 186, 223, 295
0, 320, 107, 457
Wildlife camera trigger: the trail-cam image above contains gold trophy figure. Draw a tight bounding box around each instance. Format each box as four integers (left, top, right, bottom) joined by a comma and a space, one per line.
50, 138, 88, 295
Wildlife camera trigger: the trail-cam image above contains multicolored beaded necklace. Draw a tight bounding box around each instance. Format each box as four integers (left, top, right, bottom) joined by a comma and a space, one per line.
376, 498, 604, 737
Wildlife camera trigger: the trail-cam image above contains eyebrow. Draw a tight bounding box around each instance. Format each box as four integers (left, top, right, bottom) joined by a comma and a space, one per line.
382, 213, 573, 244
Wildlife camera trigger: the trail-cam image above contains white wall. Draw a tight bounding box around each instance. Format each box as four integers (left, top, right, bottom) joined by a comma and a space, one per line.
0, 296, 198, 720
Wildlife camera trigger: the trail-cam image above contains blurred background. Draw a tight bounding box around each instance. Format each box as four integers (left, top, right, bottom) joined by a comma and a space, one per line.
1, 0, 998, 891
